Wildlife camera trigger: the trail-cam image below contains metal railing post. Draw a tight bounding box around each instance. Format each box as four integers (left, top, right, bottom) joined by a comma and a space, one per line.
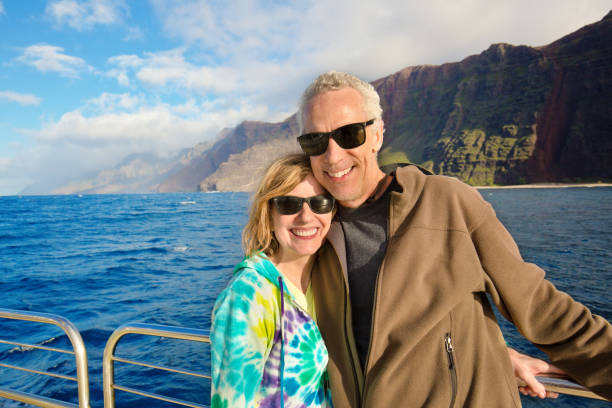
103, 322, 210, 408
0, 308, 90, 408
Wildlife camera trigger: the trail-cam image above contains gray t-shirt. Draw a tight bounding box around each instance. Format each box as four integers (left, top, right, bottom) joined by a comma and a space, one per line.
336, 176, 399, 369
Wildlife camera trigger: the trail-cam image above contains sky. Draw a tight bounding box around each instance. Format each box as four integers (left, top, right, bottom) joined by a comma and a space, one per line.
0, 1, 610, 195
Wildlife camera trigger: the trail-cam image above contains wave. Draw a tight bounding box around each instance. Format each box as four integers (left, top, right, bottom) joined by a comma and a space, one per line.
0, 335, 61, 358
96, 246, 170, 257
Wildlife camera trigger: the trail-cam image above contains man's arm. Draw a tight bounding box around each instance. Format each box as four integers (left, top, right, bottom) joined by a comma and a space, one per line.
508, 347, 565, 399
471, 198, 612, 400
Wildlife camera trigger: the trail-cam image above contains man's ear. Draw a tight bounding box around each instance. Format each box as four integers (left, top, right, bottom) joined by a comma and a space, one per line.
373, 120, 384, 152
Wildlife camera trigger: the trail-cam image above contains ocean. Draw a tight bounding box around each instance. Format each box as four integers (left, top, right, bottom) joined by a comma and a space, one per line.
1, 188, 610, 407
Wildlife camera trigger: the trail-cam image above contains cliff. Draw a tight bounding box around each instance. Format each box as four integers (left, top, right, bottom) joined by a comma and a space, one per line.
528, 10, 612, 182
374, 10, 612, 184
47, 143, 214, 195
49, 153, 175, 195
156, 116, 299, 192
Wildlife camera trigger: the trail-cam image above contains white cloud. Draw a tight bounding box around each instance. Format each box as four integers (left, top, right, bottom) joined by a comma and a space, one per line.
108, 54, 143, 69
107, 49, 241, 94
124, 26, 144, 41
150, 0, 612, 83
171, 98, 200, 116
152, 0, 305, 61
33, 99, 268, 150
84, 92, 142, 112
104, 49, 301, 127
106, 54, 143, 85
0, 1, 5, 15
106, 69, 130, 86
45, 0, 127, 30
0, 156, 10, 173
0, 91, 41, 106
0, 158, 34, 195
17, 44, 93, 78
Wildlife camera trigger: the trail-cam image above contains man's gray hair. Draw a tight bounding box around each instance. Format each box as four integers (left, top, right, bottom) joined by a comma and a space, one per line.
297, 71, 383, 133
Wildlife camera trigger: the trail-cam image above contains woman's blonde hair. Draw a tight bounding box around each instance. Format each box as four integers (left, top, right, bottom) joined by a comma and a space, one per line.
242, 153, 313, 258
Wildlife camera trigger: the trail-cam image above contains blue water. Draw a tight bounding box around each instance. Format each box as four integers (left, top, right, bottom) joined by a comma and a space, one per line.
0, 188, 610, 407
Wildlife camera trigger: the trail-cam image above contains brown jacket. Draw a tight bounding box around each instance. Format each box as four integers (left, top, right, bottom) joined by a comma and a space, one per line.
312, 165, 612, 407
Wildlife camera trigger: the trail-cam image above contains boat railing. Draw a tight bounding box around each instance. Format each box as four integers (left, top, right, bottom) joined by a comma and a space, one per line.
1, 308, 609, 406
103, 322, 210, 408
520, 374, 608, 401
0, 308, 90, 408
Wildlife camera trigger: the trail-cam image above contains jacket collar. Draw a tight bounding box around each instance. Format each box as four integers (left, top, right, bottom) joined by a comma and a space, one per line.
325, 164, 430, 268
388, 165, 429, 235
326, 223, 348, 282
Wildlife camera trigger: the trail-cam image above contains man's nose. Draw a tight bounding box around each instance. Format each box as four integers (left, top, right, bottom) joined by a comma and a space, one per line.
322, 137, 344, 163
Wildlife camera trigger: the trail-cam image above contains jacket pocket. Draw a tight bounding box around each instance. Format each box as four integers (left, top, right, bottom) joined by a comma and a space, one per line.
445, 333, 457, 408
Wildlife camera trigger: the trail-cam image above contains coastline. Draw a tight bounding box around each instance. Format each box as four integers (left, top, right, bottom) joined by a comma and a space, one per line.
476, 182, 612, 190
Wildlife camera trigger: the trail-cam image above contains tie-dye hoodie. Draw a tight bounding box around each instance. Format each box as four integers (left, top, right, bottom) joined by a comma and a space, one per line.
210, 254, 333, 408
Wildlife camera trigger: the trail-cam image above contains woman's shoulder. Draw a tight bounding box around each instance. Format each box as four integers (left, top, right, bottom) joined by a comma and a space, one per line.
224, 268, 271, 298
233, 253, 282, 287
214, 256, 280, 311
212, 259, 281, 341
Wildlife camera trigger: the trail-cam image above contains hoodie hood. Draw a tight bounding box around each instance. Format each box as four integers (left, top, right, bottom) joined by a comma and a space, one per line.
233, 252, 292, 299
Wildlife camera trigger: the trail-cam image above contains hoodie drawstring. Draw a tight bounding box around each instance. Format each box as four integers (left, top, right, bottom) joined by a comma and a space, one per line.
278, 277, 285, 408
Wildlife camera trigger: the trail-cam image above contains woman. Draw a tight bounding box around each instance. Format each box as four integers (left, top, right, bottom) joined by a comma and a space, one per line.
211, 153, 334, 408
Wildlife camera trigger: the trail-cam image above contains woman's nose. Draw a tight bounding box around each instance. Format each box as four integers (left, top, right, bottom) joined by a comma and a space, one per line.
295, 202, 315, 221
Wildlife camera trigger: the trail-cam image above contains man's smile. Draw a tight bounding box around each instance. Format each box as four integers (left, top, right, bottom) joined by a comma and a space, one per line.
326, 166, 353, 179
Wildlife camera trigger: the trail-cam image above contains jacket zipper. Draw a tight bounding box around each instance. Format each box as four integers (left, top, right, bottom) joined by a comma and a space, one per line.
360, 194, 394, 407
327, 231, 363, 408
445, 333, 457, 408
342, 260, 362, 407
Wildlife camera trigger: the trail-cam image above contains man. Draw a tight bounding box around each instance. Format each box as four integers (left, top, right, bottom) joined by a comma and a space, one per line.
298, 71, 612, 407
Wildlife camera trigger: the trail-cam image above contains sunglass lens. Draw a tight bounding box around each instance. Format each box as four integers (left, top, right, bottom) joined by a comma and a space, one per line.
335, 123, 366, 149
274, 196, 303, 215
298, 133, 328, 156
310, 196, 335, 214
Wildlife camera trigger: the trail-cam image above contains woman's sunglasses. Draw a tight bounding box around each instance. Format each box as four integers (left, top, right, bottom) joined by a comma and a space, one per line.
297, 119, 375, 156
271, 195, 335, 215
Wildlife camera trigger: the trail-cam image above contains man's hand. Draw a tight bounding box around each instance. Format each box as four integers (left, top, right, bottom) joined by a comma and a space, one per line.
508, 347, 566, 399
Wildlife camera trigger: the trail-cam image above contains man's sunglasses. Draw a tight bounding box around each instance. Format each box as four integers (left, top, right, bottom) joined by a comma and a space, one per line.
271, 195, 335, 215
297, 119, 375, 156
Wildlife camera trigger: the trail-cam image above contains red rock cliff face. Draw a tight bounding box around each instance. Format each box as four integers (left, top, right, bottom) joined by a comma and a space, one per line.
373, 43, 556, 185
529, 69, 571, 181
370, 10, 612, 184
529, 11, 612, 181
